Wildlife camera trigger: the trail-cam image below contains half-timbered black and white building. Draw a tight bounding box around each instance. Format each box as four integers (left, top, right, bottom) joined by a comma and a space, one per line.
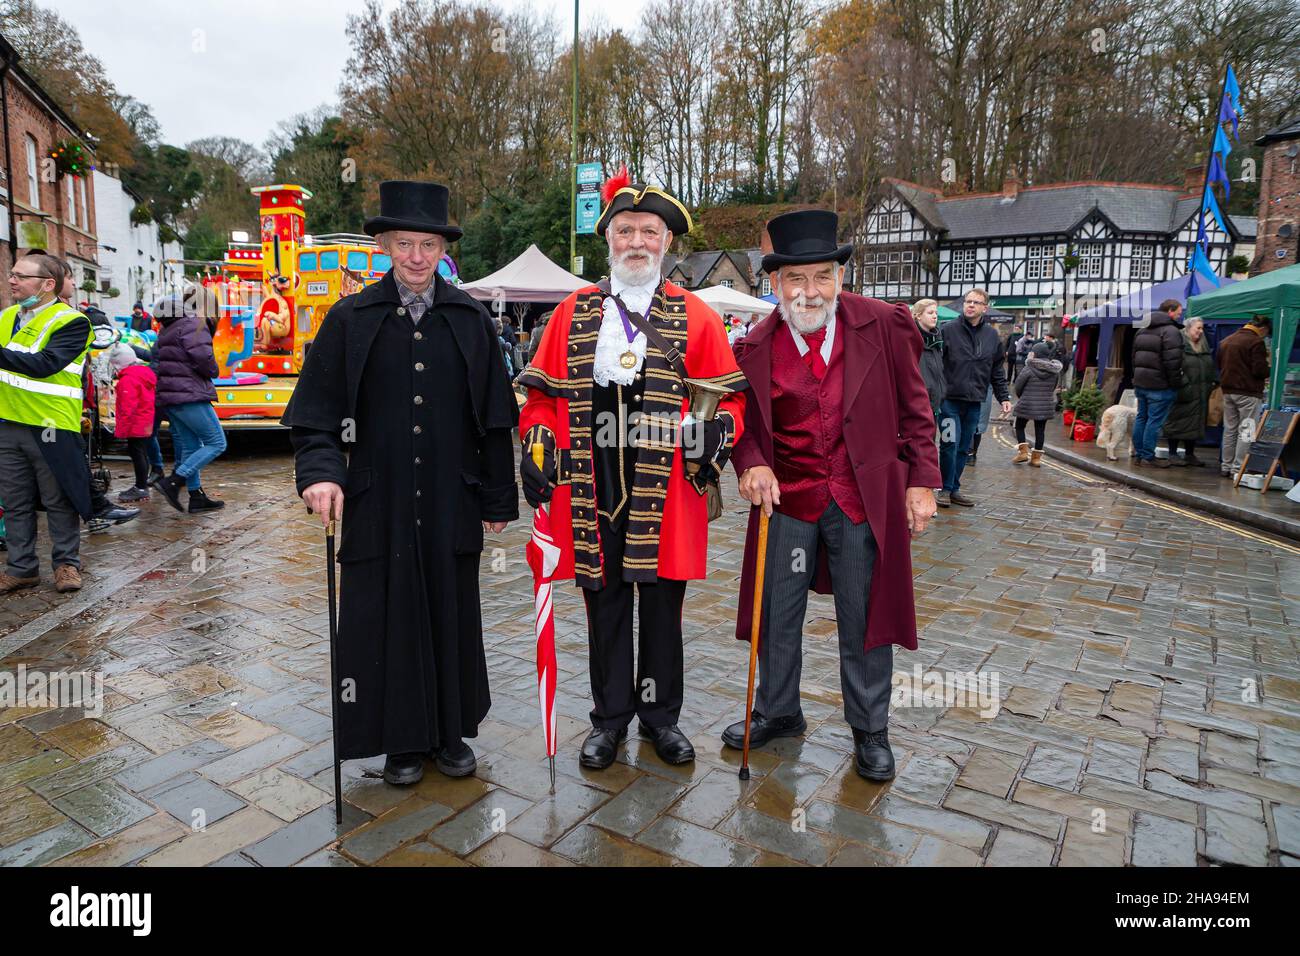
855, 176, 1257, 326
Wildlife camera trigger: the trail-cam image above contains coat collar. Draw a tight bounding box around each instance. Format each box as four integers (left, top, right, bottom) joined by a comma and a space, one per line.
344, 269, 497, 435
735, 292, 882, 441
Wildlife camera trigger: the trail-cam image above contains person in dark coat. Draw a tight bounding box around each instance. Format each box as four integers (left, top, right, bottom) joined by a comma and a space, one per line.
910, 299, 945, 425
283, 180, 520, 787
1130, 298, 1184, 467
149, 291, 227, 512
1010, 342, 1063, 467
937, 288, 1011, 507
1216, 314, 1270, 477
1162, 318, 1216, 466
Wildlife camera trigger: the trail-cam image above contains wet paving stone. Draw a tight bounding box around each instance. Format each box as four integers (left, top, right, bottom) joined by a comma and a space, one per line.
197, 733, 309, 786
48, 813, 187, 867
467, 833, 576, 866
339, 799, 455, 864
717, 807, 837, 866
986, 828, 1056, 866
587, 774, 687, 838
507, 783, 611, 848
145, 773, 248, 826
904, 833, 982, 866
113, 739, 230, 793
1023, 746, 1086, 790
1204, 807, 1270, 866
0, 788, 67, 846
0, 821, 92, 866
228, 768, 331, 822
244, 802, 371, 867
138, 807, 283, 867
51, 781, 155, 837
805, 799, 921, 857
28, 744, 152, 800
669, 767, 758, 830
428, 790, 535, 855
551, 823, 679, 866
638, 815, 760, 866
875, 793, 992, 850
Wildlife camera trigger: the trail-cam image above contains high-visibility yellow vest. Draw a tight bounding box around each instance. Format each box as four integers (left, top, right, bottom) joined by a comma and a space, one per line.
0, 299, 92, 432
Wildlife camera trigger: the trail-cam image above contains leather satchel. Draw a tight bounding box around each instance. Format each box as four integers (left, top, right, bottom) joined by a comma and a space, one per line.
596, 280, 725, 521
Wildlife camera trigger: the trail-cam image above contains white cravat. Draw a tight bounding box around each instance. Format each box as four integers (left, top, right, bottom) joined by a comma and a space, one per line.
593, 274, 658, 387
788, 314, 836, 365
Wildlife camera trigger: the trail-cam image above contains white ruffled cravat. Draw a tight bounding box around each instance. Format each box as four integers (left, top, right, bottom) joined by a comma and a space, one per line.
593, 275, 657, 387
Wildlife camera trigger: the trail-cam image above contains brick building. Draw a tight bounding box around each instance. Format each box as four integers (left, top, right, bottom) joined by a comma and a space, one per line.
0, 33, 99, 308
1252, 116, 1300, 275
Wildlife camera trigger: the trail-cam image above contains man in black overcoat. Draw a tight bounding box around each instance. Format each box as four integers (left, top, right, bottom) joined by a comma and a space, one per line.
282, 181, 519, 786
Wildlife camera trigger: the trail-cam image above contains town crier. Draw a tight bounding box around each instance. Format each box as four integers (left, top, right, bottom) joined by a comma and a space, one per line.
283, 181, 519, 787
724, 209, 939, 781
517, 169, 746, 770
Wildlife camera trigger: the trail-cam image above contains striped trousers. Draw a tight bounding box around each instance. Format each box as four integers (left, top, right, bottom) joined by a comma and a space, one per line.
756, 499, 892, 732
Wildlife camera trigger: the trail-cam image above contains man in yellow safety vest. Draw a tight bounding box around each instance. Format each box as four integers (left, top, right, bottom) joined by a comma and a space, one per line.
0, 253, 94, 594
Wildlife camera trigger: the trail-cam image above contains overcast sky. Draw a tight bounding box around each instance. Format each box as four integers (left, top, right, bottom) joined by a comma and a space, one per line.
51, 0, 648, 149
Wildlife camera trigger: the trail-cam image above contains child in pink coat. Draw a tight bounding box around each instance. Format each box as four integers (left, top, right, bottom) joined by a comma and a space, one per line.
110, 344, 158, 501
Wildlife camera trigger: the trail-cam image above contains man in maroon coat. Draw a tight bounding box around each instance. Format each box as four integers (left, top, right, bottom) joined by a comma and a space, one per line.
723, 210, 940, 780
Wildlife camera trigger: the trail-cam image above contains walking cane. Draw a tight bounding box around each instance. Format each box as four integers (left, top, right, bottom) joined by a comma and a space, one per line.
738, 509, 770, 781
325, 516, 343, 824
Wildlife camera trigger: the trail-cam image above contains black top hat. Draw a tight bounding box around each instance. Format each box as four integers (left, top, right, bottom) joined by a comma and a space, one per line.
761, 209, 853, 273
595, 167, 692, 237
363, 180, 463, 240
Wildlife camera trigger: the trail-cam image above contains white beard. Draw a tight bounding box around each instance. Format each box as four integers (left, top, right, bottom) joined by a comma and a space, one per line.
778, 294, 838, 335
610, 248, 663, 287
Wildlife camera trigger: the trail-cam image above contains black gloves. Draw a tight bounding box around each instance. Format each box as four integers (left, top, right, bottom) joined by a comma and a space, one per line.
520, 444, 555, 508
682, 418, 726, 465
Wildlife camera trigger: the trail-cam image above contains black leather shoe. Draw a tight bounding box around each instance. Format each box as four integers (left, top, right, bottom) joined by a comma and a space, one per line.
721, 711, 807, 750
579, 726, 627, 769
433, 741, 476, 777
852, 728, 895, 781
639, 722, 695, 765
383, 751, 425, 786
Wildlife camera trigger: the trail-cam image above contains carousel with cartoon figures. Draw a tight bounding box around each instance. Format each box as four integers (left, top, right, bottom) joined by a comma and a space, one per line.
194, 183, 460, 428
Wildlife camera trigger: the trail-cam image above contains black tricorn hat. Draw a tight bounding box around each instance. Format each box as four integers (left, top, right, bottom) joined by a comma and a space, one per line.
364, 180, 463, 241
595, 166, 692, 237
761, 209, 853, 273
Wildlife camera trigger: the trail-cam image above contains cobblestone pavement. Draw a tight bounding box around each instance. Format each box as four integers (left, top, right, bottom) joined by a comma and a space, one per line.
2, 425, 1298, 867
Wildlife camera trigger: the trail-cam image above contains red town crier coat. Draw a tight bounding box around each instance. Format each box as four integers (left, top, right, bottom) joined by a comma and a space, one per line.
519, 279, 746, 583
731, 293, 941, 651
113, 363, 158, 439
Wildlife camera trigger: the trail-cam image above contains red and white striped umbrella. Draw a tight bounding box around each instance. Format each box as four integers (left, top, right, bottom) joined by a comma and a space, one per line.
525, 483, 560, 788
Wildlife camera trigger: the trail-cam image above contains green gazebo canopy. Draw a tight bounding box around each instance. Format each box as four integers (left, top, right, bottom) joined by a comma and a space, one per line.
1189, 263, 1300, 408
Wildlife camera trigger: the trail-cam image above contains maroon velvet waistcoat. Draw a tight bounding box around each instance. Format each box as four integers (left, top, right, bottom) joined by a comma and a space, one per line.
770, 321, 866, 524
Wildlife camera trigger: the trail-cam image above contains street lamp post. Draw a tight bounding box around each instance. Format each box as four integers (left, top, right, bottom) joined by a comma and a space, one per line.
570, 0, 579, 275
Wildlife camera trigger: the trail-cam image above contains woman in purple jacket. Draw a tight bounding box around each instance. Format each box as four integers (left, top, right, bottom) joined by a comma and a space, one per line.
149, 292, 227, 513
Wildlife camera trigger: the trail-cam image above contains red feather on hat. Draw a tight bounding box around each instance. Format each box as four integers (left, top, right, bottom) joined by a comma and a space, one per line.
601, 165, 630, 204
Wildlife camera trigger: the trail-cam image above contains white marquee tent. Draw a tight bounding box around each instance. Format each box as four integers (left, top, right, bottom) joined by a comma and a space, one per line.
460, 244, 587, 304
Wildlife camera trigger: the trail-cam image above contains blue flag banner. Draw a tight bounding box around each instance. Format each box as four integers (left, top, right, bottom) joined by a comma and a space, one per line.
1218, 93, 1239, 139
1185, 271, 1201, 300
1191, 243, 1220, 287
1208, 153, 1231, 200
1202, 184, 1229, 236
1214, 123, 1233, 159
1197, 216, 1208, 245
1225, 64, 1241, 113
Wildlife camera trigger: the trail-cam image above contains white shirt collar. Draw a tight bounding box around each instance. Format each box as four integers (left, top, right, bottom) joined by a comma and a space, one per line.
789, 314, 836, 364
